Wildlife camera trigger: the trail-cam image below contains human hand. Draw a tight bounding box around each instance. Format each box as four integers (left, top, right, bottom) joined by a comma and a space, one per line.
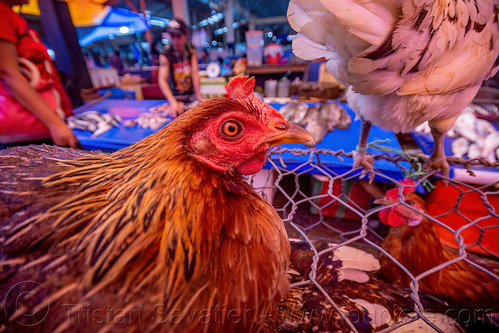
49, 123, 82, 149
196, 95, 207, 103
169, 101, 185, 117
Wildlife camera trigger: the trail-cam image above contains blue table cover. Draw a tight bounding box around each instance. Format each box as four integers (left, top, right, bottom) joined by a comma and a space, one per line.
73, 100, 170, 151
73, 100, 408, 179
266, 103, 409, 180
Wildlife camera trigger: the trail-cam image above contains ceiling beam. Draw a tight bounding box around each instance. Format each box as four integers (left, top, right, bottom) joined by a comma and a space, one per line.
253, 15, 287, 25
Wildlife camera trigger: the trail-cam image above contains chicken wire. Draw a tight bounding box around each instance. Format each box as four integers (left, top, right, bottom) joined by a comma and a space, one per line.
248, 147, 499, 333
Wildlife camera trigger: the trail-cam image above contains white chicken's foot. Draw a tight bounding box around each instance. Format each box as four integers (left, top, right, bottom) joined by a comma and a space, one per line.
426, 126, 450, 180
353, 119, 375, 182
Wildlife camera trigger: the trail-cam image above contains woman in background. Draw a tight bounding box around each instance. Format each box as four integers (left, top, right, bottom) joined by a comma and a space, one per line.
0, 0, 80, 148
158, 18, 204, 117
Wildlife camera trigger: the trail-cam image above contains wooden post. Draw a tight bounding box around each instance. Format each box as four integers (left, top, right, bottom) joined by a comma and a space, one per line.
224, 0, 235, 49
38, 0, 92, 106
139, 0, 153, 51
172, 0, 190, 25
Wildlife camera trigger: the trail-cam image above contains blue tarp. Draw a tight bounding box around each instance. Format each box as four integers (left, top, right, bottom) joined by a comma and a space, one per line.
73, 100, 409, 180
79, 8, 148, 46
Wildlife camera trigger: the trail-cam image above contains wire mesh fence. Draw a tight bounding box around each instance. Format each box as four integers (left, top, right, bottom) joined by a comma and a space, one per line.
249, 147, 499, 333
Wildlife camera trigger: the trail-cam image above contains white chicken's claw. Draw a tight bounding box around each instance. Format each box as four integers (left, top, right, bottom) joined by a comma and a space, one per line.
353, 150, 374, 169
353, 150, 375, 183
424, 153, 449, 181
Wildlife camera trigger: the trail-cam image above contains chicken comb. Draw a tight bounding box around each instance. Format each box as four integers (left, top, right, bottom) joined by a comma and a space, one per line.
226, 76, 255, 99
385, 178, 416, 199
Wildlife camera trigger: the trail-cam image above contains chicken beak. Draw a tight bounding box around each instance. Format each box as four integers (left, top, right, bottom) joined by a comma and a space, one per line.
373, 196, 396, 205
264, 123, 315, 147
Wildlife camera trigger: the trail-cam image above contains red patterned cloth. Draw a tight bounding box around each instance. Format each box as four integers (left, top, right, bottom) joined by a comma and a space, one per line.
426, 180, 499, 257
0, 2, 72, 144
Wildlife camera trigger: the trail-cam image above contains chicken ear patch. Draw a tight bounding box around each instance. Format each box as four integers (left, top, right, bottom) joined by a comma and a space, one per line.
407, 214, 423, 227
226, 76, 255, 99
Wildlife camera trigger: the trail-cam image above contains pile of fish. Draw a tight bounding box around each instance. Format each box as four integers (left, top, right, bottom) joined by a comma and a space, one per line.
148, 101, 201, 115
414, 105, 499, 163
66, 111, 122, 137
123, 113, 169, 130
280, 101, 351, 145
67, 101, 203, 136
149, 103, 172, 113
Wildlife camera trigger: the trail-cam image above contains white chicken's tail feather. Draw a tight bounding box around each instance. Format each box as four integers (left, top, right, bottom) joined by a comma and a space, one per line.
318, 0, 399, 45
288, 0, 398, 46
288, 0, 402, 88
291, 33, 334, 62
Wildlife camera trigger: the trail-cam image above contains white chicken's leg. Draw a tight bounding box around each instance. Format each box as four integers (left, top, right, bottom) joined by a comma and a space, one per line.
353, 118, 374, 179
426, 126, 449, 179
426, 117, 458, 179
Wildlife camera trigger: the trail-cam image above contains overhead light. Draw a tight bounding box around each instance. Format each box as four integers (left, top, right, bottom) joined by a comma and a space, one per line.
267, 32, 273, 37
119, 26, 129, 34
211, 10, 216, 15
47, 49, 55, 60
232, 22, 240, 28
213, 13, 224, 22
198, 12, 224, 27
287, 34, 296, 41
212, 40, 217, 46
192, 25, 197, 30
214, 27, 228, 35
272, 36, 276, 41
150, 19, 166, 27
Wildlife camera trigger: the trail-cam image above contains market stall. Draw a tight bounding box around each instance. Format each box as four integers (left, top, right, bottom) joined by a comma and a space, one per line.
1, 1, 498, 333
71, 98, 411, 180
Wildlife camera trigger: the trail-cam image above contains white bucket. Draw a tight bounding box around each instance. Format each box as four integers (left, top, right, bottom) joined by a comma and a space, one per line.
245, 30, 264, 48
264, 79, 278, 97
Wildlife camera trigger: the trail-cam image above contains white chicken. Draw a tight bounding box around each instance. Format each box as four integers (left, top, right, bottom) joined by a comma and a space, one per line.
288, 0, 499, 177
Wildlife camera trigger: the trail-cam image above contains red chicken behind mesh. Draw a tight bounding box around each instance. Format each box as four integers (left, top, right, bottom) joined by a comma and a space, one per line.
376, 181, 499, 310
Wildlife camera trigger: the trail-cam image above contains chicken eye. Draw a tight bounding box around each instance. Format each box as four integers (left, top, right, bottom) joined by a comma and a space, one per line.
221, 121, 241, 137
405, 199, 415, 205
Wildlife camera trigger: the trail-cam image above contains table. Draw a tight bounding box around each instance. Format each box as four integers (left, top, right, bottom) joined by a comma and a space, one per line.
73, 100, 408, 180
246, 64, 309, 88
73, 99, 168, 151
246, 64, 309, 76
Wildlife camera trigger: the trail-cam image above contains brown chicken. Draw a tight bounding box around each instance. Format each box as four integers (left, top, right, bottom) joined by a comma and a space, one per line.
376, 182, 499, 310
0, 76, 314, 332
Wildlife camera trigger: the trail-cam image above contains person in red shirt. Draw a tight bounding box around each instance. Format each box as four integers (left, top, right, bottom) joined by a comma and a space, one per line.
0, 0, 80, 148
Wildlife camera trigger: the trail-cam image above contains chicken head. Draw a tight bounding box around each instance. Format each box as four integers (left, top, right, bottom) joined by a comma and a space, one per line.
374, 180, 426, 228
185, 76, 314, 175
